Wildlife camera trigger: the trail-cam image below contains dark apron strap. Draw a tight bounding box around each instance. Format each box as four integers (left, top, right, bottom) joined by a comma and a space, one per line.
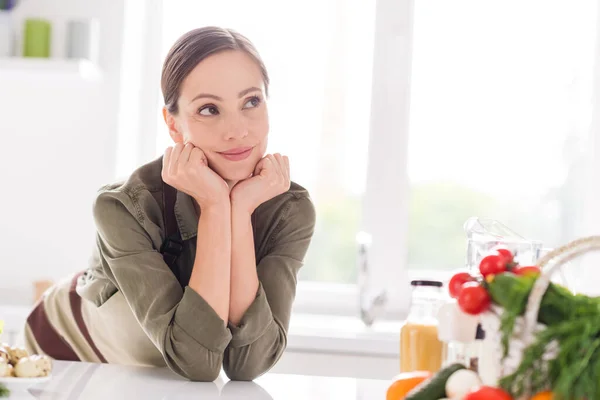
160, 181, 184, 282
69, 272, 107, 363
27, 300, 80, 361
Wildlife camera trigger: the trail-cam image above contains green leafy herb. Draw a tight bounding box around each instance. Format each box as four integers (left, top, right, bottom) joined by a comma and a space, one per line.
499, 307, 518, 357
487, 273, 600, 399
0, 383, 9, 398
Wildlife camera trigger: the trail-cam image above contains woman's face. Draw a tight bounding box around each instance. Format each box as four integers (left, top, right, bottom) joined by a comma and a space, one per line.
164, 50, 269, 183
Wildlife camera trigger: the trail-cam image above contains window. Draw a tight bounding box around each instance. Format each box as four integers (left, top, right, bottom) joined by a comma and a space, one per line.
156, 0, 377, 285
133, 0, 600, 317
407, 0, 597, 284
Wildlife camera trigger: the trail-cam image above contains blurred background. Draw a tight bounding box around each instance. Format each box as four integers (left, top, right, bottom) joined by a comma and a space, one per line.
2, 0, 600, 380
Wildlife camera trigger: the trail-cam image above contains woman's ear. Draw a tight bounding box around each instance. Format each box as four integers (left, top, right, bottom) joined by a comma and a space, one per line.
162, 107, 184, 144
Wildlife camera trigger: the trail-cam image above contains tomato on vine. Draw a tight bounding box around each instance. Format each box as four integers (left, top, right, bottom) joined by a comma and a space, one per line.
458, 282, 491, 315
494, 247, 514, 264
464, 386, 513, 400
513, 265, 541, 277
479, 254, 509, 278
448, 272, 476, 298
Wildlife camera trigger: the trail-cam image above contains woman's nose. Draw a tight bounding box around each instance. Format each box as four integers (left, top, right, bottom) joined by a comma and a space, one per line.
223, 116, 249, 140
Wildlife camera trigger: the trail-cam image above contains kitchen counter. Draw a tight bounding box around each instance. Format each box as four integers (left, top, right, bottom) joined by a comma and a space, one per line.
0, 306, 400, 357
0, 306, 400, 379
3, 360, 390, 399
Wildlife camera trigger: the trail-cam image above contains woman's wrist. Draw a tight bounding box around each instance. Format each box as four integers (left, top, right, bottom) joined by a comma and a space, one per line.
230, 198, 256, 215
195, 195, 231, 214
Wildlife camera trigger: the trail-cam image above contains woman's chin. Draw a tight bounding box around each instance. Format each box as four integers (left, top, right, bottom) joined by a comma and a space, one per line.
208, 159, 253, 182
217, 168, 255, 183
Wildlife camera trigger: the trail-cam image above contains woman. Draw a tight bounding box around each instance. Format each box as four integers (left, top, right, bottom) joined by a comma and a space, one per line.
22, 26, 316, 382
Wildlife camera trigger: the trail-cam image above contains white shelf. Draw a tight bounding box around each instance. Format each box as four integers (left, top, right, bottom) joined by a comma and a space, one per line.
0, 58, 101, 81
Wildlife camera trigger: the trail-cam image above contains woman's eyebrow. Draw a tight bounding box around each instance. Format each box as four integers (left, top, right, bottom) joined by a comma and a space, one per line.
189, 87, 261, 104
189, 93, 222, 103
238, 86, 261, 97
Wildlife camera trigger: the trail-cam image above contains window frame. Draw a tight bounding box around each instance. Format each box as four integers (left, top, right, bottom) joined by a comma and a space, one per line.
291, 0, 419, 318
117, 0, 164, 179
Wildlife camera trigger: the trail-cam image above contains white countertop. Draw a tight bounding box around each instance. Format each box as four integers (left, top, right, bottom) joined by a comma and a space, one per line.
2, 361, 390, 399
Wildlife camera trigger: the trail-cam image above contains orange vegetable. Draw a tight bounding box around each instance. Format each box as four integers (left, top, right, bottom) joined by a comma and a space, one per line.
531, 391, 553, 400
386, 371, 432, 400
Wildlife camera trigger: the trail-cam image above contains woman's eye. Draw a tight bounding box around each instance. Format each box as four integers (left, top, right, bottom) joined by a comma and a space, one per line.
198, 105, 219, 116
243, 96, 262, 109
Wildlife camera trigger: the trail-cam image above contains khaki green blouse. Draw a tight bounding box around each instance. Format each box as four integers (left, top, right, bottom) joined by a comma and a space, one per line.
76, 156, 316, 381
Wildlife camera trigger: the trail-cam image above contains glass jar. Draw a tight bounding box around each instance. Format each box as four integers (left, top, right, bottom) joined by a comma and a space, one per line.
400, 280, 444, 373
464, 217, 544, 276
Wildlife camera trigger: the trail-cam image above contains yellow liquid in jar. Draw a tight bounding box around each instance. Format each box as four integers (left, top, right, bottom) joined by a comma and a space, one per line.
400, 322, 443, 373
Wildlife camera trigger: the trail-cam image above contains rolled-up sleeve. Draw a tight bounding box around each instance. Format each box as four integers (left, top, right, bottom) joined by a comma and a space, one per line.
93, 191, 232, 382
223, 196, 316, 380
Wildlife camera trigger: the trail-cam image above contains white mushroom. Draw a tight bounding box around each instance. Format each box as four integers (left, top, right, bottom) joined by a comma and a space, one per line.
14, 357, 38, 378
15, 355, 52, 378
7, 346, 29, 366
32, 355, 52, 376
0, 361, 13, 378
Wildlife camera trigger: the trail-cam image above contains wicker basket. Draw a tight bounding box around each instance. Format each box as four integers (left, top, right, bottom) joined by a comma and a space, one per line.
478, 236, 600, 395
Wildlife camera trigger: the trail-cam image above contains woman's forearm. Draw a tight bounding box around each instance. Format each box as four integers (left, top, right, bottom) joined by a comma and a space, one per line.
229, 206, 260, 326
188, 203, 232, 324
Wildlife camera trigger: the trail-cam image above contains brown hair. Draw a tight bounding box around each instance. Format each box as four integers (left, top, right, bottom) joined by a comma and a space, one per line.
161, 26, 269, 114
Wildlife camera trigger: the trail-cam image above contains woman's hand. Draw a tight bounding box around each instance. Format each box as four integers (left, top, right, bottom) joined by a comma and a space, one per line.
162, 143, 230, 209
230, 153, 290, 214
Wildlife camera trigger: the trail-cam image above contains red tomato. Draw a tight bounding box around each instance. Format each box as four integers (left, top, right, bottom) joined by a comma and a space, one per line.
457, 282, 491, 315
494, 247, 514, 264
479, 254, 508, 277
464, 386, 513, 400
448, 272, 475, 298
513, 265, 541, 277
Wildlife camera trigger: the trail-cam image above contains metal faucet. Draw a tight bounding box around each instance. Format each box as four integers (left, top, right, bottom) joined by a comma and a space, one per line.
357, 232, 388, 327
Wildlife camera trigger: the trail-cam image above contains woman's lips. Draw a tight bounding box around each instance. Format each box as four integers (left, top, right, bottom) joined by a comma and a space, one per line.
218, 146, 253, 161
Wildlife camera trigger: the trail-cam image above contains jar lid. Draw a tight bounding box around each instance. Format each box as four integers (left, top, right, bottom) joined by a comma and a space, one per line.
410, 280, 443, 288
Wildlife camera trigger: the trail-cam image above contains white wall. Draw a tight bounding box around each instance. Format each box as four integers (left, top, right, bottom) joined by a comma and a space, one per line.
0, 0, 127, 304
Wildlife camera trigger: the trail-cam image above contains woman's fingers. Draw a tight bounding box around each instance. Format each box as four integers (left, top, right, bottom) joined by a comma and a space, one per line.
169, 143, 184, 175
273, 153, 287, 184
162, 147, 173, 182
190, 147, 208, 166
179, 142, 194, 164
283, 155, 290, 182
